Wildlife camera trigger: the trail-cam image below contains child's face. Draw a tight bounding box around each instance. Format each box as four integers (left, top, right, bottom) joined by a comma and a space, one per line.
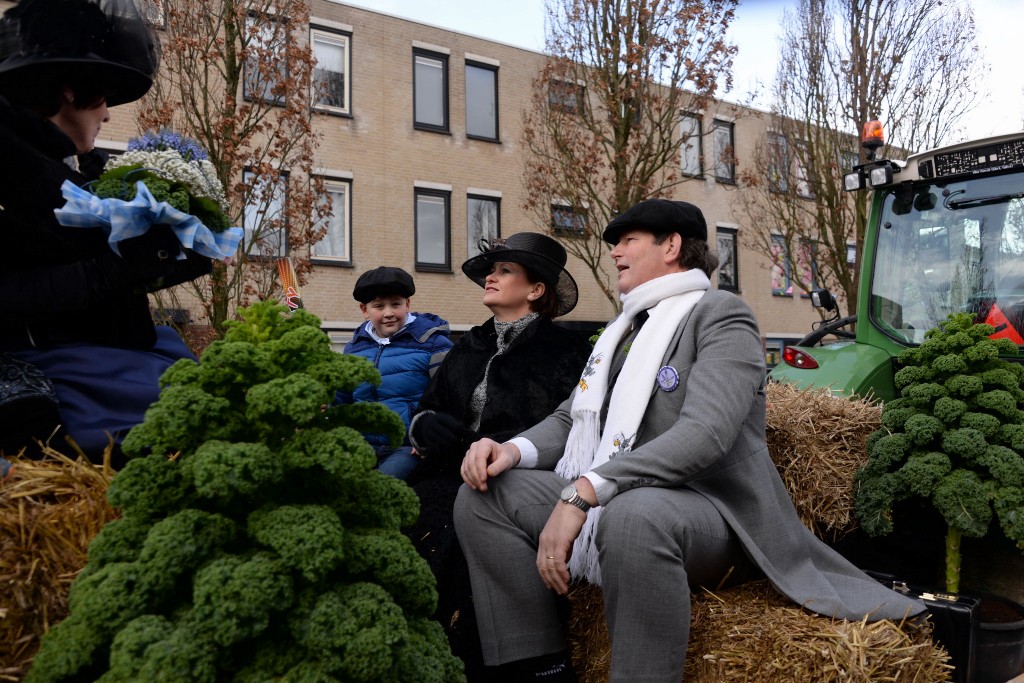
360, 295, 411, 338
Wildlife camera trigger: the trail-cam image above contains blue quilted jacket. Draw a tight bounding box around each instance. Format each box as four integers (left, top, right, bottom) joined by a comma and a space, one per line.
342, 312, 453, 447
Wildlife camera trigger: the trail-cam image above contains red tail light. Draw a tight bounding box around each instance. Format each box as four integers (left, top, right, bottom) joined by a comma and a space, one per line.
782, 346, 819, 369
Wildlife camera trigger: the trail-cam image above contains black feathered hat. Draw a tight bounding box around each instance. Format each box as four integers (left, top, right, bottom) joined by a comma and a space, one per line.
461, 232, 579, 317
0, 0, 160, 107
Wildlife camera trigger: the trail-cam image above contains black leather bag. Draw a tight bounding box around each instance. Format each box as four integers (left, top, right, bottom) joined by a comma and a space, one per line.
0, 352, 60, 455
866, 570, 980, 683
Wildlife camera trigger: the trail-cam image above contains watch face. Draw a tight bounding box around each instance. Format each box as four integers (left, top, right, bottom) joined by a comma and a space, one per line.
560, 484, 575, 501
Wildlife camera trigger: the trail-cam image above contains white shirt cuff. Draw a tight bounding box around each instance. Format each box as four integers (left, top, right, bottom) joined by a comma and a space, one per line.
582, 471, 616, 505
509, 437, 538, 468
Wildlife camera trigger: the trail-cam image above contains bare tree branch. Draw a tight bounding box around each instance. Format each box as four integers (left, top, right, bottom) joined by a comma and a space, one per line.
737, 0, 984, 318
139, 0, 331, 331
522, 0, 738, 310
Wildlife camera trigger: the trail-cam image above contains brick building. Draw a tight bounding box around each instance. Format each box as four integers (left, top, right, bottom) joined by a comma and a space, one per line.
44, 0, 827, 361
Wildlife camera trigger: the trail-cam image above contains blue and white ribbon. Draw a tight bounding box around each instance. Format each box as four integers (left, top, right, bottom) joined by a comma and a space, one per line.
54, 180, 243, 261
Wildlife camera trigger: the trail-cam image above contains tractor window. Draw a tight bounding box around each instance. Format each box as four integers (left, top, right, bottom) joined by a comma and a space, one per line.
870, 172, 1024, 345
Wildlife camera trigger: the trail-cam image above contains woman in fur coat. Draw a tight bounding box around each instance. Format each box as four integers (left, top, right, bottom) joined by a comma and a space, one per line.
408, 232, 592, 681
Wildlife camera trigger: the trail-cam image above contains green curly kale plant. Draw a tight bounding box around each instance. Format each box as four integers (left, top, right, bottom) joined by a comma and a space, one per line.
27, 301, 465, 683
855, 313, 1024, 593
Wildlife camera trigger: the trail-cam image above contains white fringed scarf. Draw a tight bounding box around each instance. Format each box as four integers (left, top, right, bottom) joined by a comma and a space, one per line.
555, 270, 710, 584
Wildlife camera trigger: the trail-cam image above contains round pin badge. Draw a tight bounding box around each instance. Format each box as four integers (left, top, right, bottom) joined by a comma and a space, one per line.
657, 365, 680, 392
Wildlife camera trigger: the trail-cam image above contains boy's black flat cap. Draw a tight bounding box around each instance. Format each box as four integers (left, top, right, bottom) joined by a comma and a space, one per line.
353, 266, 415, 303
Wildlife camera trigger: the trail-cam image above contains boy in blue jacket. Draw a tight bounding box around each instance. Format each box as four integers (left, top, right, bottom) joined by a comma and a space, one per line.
342, 266, 453, 479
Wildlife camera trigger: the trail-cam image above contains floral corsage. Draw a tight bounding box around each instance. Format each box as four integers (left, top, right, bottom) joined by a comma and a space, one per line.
55, 130, 243, 261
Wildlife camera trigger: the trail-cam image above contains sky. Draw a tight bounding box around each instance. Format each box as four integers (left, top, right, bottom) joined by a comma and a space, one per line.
341, 0, 1024, 144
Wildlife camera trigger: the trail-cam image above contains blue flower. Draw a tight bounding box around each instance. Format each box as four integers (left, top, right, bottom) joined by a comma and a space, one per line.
128, 130, 209, 162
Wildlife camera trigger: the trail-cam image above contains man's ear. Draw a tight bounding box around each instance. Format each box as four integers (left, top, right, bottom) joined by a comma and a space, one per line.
358, 303, 369, 318
663, 233, 683, 263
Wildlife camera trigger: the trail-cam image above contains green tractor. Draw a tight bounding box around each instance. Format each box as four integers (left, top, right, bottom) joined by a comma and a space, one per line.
770, 123, 1024, 401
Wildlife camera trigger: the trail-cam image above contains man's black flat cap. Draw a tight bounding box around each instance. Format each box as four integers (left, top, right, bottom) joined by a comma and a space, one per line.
602, 199, 708, 244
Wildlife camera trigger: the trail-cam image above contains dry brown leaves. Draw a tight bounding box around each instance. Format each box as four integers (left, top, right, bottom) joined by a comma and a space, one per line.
0, 447, 116, 681
764, 382, 882, 542
569, 581, 951, 683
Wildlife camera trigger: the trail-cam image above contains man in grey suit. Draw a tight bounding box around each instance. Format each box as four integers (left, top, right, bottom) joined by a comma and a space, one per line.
454, 198, 924, 682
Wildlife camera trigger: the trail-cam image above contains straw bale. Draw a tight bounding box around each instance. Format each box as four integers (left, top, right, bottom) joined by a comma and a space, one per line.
568, 580, 951, 683
0, 447, 116, 682
764, 382, 881, 542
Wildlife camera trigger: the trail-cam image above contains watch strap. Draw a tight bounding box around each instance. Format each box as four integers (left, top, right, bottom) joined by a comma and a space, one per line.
561, 485, 592, 512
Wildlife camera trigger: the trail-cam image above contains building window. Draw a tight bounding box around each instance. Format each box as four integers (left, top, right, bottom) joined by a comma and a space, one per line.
716, 227, 738, 291
770, 234, 791, 296
551, 203, 586, 236
680, 112, 702, 177
311, 27, 350, 115
140, 0, 165, 28
713, 119, 735, 183
840, 149, 860, 174
548, 79, 585, 114
767, 132, 788, 193
847, 243, 857, 268
795, 140, 814, 199
415, 188, 450, 270
466, 61, 498, 141
414, 49, 448, 132
795, 239, 817, 295
243, 14, 288, 105
312, 178, 351, 264
468, 194, 500, 258
243, 169, 288, 258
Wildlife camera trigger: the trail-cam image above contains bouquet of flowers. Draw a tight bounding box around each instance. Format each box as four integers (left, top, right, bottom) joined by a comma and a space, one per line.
55, 130, 243, 261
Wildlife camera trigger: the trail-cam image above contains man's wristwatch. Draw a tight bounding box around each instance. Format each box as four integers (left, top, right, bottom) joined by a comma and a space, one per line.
559, 484, 592, 512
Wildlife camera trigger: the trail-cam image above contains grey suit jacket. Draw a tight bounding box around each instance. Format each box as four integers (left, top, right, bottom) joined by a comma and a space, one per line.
519, 289, 924, 621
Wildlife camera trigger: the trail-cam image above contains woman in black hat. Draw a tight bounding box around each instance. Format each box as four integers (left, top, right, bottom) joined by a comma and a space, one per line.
406, 232, 592, 680
0, 0, 214, 463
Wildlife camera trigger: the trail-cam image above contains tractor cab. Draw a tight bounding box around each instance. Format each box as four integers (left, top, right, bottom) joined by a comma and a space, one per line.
770, 122, 1024, 400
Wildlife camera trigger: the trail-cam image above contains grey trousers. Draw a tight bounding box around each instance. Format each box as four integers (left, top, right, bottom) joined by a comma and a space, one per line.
453, 469, 753, 682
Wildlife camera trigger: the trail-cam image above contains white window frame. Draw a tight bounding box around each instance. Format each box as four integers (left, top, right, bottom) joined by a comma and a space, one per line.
311, 26, 351, 115
243, 169, 288, 258
312, 177, 351, 264
243, 13, 288, 105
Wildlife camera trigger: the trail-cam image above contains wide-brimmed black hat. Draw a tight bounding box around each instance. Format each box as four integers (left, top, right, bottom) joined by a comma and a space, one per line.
353, 266, 415, 303
603, 198, 708, 244
461, 232, 579, 317
0, 0, 160, 107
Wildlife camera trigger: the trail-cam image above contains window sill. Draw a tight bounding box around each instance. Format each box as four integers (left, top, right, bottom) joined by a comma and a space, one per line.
414, 123, 451, 135
311, 258, 354, 268
314, 107, 353, 119
415, 264, 452, 273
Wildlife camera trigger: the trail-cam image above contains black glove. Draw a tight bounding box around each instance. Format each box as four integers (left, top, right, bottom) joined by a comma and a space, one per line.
116, 224, 212, 291
412, 412, 477, 460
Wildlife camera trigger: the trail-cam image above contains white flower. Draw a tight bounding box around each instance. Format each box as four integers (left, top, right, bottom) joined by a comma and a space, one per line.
105, 149, 228, 213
